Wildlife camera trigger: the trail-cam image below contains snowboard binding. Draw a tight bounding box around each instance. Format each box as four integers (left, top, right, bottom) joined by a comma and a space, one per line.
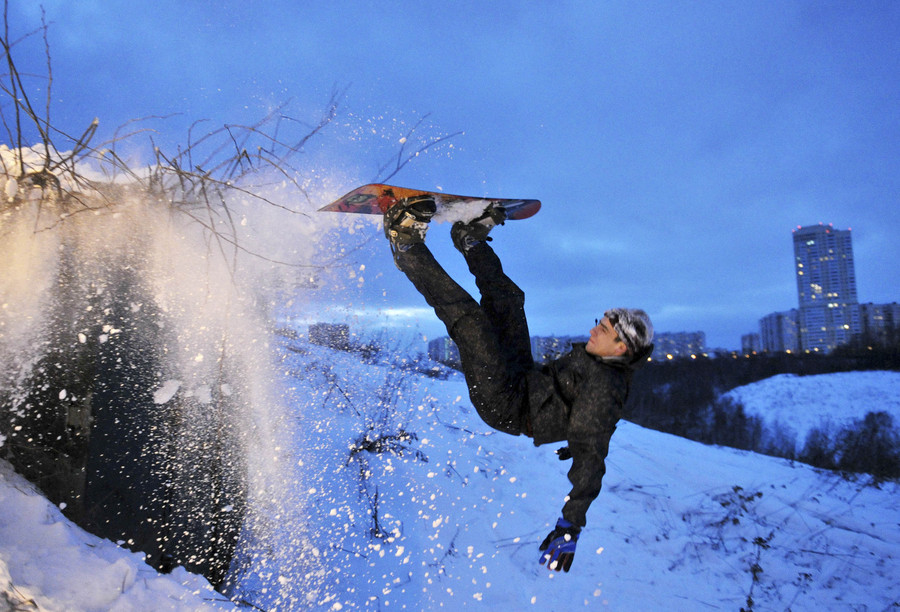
451, 204, 508, 253
384, 195, 437, 252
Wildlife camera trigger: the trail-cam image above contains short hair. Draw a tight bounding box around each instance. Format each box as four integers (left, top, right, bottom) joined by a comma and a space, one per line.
605, 308, 654, 355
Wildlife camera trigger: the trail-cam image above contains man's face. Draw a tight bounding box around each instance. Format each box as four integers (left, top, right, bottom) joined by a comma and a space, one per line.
585, 316, 628, 358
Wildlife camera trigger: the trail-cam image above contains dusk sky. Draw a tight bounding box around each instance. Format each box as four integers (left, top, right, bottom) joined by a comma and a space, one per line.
6, 1, 899, 349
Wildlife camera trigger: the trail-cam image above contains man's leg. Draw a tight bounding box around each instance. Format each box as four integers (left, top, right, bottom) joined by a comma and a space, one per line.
461, 243, 534, 373
393, 244, 526, 435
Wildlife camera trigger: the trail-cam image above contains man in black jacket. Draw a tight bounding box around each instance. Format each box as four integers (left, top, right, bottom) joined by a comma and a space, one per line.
384, 196, 654, 573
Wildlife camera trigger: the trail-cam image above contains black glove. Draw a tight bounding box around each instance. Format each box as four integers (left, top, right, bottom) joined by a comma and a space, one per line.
538, 517, 580, 572
555, 446, 572, 461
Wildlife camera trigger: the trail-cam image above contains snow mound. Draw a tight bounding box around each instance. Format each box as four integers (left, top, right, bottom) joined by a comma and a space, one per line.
722, 370, 900, 442
0, 460, 236, 611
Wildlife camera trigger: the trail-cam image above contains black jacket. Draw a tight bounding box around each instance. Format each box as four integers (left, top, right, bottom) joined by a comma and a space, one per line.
525, 342, 649, 527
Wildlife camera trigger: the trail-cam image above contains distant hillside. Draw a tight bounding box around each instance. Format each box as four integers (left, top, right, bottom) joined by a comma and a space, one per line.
724, 371, 900, 442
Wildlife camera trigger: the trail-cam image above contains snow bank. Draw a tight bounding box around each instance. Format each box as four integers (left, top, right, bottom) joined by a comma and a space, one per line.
722, 370, 900, 442
0, 460, 236, 611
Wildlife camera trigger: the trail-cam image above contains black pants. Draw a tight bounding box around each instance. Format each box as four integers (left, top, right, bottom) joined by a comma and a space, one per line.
394, 243, 532, 435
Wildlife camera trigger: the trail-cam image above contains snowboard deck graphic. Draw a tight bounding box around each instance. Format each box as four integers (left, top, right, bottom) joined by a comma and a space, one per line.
318, 184, 541, 222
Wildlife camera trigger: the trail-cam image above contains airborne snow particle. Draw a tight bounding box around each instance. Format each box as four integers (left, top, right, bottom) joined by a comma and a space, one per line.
152, 379, 181, 404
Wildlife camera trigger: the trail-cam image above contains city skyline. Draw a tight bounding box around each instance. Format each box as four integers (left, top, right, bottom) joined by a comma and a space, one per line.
753, 222, 898, 354
3, 2, 898, 350
310, 220, 895, 359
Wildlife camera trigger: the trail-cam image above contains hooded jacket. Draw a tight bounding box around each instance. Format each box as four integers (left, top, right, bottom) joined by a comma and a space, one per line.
524, 342, 651, 527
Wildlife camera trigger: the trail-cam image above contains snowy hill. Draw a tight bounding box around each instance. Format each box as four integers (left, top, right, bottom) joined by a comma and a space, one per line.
723, 370, 900, 444
2, 339, 899, 611
0, 460, 235, 611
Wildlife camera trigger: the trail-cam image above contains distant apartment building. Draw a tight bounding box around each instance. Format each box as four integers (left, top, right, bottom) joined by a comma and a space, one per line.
428, 334, 590, 367
741, 333, 762, 355
309, 322, 350, 350
531, 336, 586, 363
858, 302, 900, 340
759, 309, 801, 353
651, 331, 706, 360
792, 224, 860, 352
432, 331, 710, 364
427, 336, 460, 368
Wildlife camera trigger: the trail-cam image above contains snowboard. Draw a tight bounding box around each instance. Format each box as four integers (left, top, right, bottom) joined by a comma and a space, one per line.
317, 184, 541, 223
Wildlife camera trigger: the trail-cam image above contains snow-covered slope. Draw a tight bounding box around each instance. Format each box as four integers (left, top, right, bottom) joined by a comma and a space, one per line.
722, 370, 900, 442
2, 341, 899, 611
0, 460, 235, 611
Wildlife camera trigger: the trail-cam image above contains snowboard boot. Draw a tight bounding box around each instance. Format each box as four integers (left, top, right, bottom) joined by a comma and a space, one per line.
451, 204, 507, 253
384, 195, 437, 253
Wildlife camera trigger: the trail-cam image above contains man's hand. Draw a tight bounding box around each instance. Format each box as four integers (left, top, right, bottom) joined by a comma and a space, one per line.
538, 517, 580, 572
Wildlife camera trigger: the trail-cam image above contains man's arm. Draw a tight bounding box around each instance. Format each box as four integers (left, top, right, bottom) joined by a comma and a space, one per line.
538, 385, 618, 572
562, 419, 615, 526
561, 370, 623, 526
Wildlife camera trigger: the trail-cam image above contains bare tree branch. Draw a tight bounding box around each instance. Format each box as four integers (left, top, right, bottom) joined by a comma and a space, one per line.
0, 9, 459, 279
374, 113, 463, 184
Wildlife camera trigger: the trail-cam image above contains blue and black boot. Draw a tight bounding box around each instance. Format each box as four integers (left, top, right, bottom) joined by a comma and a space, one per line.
450, 204, 507, 253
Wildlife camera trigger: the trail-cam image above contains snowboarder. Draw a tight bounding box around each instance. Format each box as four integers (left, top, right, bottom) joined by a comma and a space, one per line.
383, 195, 654, 573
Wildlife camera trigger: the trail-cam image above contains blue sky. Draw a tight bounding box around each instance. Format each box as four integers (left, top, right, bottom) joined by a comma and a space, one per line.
6, 1, 900, 349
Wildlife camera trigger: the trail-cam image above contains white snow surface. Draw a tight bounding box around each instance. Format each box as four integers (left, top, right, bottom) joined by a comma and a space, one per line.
723, 370, 900, 443
0, 461, 235, 611
2, 340, 899, 611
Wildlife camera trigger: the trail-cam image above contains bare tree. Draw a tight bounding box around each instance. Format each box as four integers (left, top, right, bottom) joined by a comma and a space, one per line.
1, 3, 462, 594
